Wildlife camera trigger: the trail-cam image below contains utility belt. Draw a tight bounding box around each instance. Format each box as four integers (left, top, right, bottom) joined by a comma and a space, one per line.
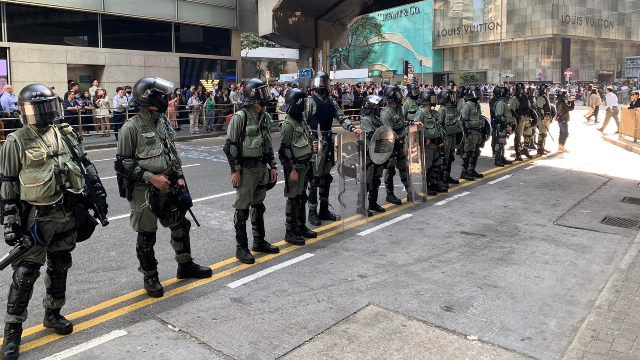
33, 191, 82, 216
312, 130, 334, 141
148, 174, 192, 220
241, 155, 269, 169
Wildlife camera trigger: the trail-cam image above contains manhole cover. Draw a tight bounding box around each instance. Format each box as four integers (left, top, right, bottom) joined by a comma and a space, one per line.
622, 197, 640, 206
601, 216, 640, 229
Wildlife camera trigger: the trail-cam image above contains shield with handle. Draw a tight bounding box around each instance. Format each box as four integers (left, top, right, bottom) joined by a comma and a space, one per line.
406, 124, 427, 203
369, 126, 395, 165
314, 124, 325, 178
337, 131, 368, 225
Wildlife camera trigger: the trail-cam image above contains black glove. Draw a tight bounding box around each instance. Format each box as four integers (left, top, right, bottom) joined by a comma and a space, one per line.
456, 131, 463, 144
4, 223, 21, 246
94, 198, 109, 217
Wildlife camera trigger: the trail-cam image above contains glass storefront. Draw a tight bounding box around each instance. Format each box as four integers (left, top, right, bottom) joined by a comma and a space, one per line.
174, 24, 231, 57
179, 57, 236, 89
102, 15, 172, 52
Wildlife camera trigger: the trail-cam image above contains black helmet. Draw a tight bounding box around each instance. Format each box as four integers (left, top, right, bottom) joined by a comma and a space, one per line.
515, 83, 527, 96
18, 84, 63, 128
417, 89, 437, 106
456, 85, 466, 101
280, 88, 307, 115
492, 86, 501, 97
556, 89, 568, 100
538, 84, 549, 96
526, 86, 537, 97
312, 71, 330, 96
383, 85, 403, 104
407, 83, 420, 99
438, 89, 453, 105
448, 81, 456, 90
243, 78, 270, 107
361, 95, 384, 116
132, 77, 174, 113
497, 86, 510, 99
465, 85, 482, 101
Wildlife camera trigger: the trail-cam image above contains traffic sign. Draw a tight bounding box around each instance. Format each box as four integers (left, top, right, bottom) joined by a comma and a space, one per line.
332, 63, 337, 72
408, 64, 414, 76
300, 69, 313, 78
265, 71, 270, 79
381, 71, 395, 79
564, 68, 573, 78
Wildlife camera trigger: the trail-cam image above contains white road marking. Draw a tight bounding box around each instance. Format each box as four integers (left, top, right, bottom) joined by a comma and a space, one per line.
227, 253, 315, 289
357, 214, 413, 236
109, 214, 130, 221
92, 158, 116, 162
525, 165, 536, 170
434, 191, 471, 206
488, 175, 512, 185
40, 329, 128, 360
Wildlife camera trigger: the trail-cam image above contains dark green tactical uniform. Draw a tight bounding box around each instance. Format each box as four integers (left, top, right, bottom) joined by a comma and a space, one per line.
535, 95, 552, 154
381, 103, 410, 198
494, 99, 516, 160
460, 100, 484, 176
512, 97, 534, 158
438, 103, 462, 181
360, 114, 386, 208
279, 114, 313, 237
509, 96, 524, 159
402, 97, 419, 122
415, 106, 444, 187
0, 123, 98, 324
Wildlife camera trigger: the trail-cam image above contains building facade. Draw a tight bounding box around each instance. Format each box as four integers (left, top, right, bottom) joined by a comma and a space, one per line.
0, 0, 256, 95
434, 0, 640, 84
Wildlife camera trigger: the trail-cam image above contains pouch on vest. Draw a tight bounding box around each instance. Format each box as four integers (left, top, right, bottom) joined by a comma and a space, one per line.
19, 165, 58, 204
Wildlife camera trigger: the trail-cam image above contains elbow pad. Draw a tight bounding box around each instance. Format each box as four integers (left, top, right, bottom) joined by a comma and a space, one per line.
223, 138, 240, 173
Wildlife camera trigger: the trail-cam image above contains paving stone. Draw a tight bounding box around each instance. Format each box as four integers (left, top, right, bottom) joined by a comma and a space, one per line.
587, 340, 613, 355
611, 338, 635, 353
615, 331, 638, 342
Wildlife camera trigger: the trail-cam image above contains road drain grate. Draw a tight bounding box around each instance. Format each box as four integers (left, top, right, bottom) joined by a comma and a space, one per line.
622, 197, 640, 206
601, 216, 640, 229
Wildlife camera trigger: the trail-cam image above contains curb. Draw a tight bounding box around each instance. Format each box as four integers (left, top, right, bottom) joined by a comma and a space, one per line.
83, 131, 228, 150
602, 135, 640, 156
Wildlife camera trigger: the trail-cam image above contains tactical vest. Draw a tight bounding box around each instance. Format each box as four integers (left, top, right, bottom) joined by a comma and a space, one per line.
381, 105, 404, 137
282, 117, 313, 161
237, 109, 271, 158
421, 108, 440, 139
131, 114, 181, 174
536, 96, 551, 117
308, 95, 336, 132
495, 100, 510, 123
441, 105, 459, 135
464, 101, 483, 130
12, 125, 85, 205
404, 98, 419, 121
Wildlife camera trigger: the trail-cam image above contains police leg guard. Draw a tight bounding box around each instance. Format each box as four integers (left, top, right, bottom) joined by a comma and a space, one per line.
460, 152, 475, 181
250, 204, 280, 253
470, 150, 484, 178
2, 322, 22, 360
43, 251, 73, 335
234, 209, 254, 264
318, 176, 339, 221
384, 167, 396, 197
513, 136, 523, 161
537, 134, 548, 155
296, 194, 317, 239
434, 166, 449, 193
7, 262, 40, 321
368, 176, 385, 213
307, 182, 321, 226
445, 160, 460, 184
501, 148, 513, 165
136, 232, 164, 297
285, 198, 305, 246
173, 220, 213, 279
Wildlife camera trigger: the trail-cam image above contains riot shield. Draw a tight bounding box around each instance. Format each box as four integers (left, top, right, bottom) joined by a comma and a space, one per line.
406, 124, 427, 203
369, 126, 395, 165
314, 124, 325, 178
337, 131, 368, 225
480, 115, 492, 148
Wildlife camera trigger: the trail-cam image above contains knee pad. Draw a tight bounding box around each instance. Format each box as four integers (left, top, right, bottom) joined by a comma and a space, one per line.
8, 261, 41, 315
137, 232, 157, 253
46, 251, 72, 300
234, 209, 249, 224
251, 203, 266, 217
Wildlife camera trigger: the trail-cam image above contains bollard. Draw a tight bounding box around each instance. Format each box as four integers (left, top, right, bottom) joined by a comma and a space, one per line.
78, 113, 83, 135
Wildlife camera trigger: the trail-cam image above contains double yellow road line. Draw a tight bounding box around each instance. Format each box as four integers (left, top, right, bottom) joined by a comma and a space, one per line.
13, 156, 540, 354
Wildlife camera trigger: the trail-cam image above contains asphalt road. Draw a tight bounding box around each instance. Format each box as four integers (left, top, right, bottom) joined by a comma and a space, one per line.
3, 106, 640, 360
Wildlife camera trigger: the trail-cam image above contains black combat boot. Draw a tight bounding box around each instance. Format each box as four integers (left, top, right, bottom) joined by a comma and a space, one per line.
234, 209, 255, 264
308, 209, 321, 226
501, 150, 513, 165
295, 198, 317, 238
319, 201, 339, 221
470, 171, 484, 178
460, 152, 475, 181
529, 140, 537, 149
494, 157, 505, 167
437, 171, 450, 189
143, 273, 164, 297
296, 226, 318, 238
43, 308, 73, 335
470, 153, 484, 178
250, 204, 280, 253
285, 199, 305, 246
514, 151, 524, 161
177, 260, 213, 279
368, 202, 385, 213
357, 207, 373, 217
386, 193, 402, 205
2, 323, 22, 360
523, 149, 533, 159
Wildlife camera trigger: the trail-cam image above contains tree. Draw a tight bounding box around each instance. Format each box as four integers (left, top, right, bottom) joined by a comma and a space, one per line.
459, 72, 479, 86
330, 15, 385, 70
266, 60, 285, 79
241, 33, 267, 80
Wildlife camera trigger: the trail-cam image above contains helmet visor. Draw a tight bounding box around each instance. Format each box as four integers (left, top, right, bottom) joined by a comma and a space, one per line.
470, 89, 482, 99
312, 76, 329, 89
450, 92, 458, 103
152, 78, 174, 95
20, 97, 62, 126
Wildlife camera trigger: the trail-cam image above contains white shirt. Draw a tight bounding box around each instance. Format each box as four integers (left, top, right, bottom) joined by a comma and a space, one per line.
606, 92, 618, 107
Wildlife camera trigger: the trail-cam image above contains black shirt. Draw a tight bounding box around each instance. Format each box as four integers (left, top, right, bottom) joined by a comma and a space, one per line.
629, 100, 640, 109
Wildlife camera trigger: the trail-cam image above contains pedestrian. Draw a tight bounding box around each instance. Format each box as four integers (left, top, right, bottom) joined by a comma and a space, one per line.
168, 92, 180, 130
204, 92, 216, 132
216, 88, 232, 118
0, 84, 108, 360
555, 90, 575, 152
598, 86, 620, 134
62, 91, 80, 128
89, 79, 100, 102
0, 85, 18, 113
124, 85, 136, 117
187, 91, 202, 134
277, 89, 286, 122
629, 90, 640, 109
585, 88, 602, 123
112, 87, 128, 140
79, 91, 94, 135
94, 89, 112, 137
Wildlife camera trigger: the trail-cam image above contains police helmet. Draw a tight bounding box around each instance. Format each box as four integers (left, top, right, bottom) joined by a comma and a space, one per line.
526, 86, 537, 98
312, 71, 330, 96
515, 83, 527, 96
556, 89, 568, 100
383, 85, 404, 104
243, 78, 270, 107
279, 88, 307, 115
18, 84, 63, 128
497, 86, 510, 99
417, 89, 437, 106
361, 95, 384, 116
465, 85, 482, 101
492, 86, 501, 97
132, 77, 174, 113
438, 89, 454, 105
448, 81, 456, 91
538, 84, 549, 96
456, 86, 466, 102
407, 83, 420, 99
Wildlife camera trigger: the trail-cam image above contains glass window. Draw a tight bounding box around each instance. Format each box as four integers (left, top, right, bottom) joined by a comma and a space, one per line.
174, 24, 232, 57
6, 4, 98, 47
0, 48, 8, 89
179, 57, 237, 89
101, 15, 172, 52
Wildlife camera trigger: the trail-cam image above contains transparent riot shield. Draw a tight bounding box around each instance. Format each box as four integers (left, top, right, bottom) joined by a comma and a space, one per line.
337, 131, 368, 226
406, 124, 427, 203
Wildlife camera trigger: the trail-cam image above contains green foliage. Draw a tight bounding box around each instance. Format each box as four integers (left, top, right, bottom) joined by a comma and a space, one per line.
331, 15, 385, 70
241, 33, 266, 52
459, 72, 479, 86
266, 60, 285, 79
240, 33, 267, 80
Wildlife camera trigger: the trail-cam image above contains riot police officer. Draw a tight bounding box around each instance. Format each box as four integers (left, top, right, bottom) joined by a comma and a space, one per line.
381, 85, 412, 205
0, 84, 108, 360
224, 78, 280, 264
460, 86, 485, 181
402, 83, 420, 122
527, 86, 539, 150
535, 84, 553, 155
437, 89, 462, 184
492, 87, 515, 167
359, 95, 389, 215
278, 88, 318, 246
305, 71, 361, 226
415, 89, 447, 195
512, 83, 535, 160
455, 85, 467, 156
116, 78, 212, 297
